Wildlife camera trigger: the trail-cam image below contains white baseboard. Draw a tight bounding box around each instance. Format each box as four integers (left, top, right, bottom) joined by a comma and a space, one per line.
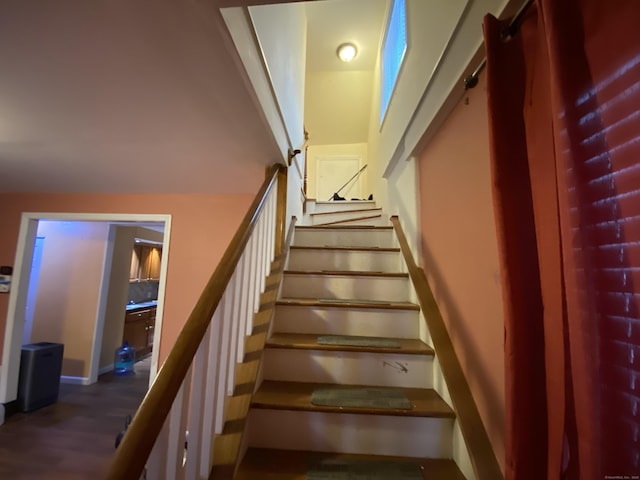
99, 364, 114, 375
60, 375, 92, 386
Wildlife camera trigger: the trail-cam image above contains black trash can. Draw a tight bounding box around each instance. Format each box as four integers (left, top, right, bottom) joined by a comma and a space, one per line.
17, 342, 64, 412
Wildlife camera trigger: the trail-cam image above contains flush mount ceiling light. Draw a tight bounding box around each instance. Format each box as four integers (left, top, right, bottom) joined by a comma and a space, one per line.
337, 43, 358, 62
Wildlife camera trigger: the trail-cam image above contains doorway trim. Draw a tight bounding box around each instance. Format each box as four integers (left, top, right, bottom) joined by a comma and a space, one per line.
0, 212, 172, 406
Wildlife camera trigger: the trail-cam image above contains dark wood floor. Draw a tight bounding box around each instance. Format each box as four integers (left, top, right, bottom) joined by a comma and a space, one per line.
0, 358, 150, 479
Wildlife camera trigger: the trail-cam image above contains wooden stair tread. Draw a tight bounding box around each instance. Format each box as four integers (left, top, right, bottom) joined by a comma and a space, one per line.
266, 333, 434, 355
290, 245, 400, 252
235, 448, 466, 480
284, 269, 408, 278
252, 380, 454, 418
276, 298, 420, 310
310, 207, 382, 217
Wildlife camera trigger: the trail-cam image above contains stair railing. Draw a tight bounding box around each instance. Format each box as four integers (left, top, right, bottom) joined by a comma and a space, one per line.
390, 216, 503, 480
105, 164, 287, 480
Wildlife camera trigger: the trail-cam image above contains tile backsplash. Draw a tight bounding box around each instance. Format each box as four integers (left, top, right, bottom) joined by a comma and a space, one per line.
128, 281, 159, 304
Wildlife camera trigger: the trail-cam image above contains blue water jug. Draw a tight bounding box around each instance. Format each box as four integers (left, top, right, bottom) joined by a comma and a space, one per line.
114, 341, 136, 376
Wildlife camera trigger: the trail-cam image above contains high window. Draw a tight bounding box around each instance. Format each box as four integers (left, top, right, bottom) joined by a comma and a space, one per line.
380, 0, 407, 124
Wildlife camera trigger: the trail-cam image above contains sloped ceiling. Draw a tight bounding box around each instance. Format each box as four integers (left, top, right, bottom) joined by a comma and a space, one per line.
0, 0, 282, 193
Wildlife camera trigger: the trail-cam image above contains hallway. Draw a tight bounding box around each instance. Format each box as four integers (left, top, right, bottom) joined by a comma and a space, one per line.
0, 358, 150, 479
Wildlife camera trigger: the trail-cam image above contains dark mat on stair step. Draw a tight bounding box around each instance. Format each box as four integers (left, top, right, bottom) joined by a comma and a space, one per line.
307, 459, 423, 479
317, 335, 400, 349
311, 387, 412, 410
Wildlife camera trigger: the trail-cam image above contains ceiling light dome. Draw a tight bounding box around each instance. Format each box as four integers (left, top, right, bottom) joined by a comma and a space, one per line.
337, 43, 358, 62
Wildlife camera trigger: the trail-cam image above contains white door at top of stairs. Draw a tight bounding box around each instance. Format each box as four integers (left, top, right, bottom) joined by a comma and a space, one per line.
317, 156, 362, 201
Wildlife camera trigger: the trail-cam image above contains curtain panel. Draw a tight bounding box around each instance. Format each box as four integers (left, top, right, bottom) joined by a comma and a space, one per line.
485, 0, 640, 479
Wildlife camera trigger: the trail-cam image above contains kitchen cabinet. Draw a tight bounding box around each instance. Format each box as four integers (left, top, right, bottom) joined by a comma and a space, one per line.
149, 248, 162, 279
123, 307, 156, 359
140, 246, 162, 280
130, 245, 162, 282
129, 247, 141, 281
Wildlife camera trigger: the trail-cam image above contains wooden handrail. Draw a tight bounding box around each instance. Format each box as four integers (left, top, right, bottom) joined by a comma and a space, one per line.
105, 164, 284, 480
390, 216, 503, 480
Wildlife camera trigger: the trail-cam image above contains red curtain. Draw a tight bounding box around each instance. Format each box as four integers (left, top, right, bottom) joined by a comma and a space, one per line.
485, 1, 640, 479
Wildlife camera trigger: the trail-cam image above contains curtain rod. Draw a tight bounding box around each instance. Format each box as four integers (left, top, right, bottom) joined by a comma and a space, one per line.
464, 0, 534, 90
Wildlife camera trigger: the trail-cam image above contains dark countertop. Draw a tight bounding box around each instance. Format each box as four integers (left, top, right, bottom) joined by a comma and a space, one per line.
126, 300, 158, 312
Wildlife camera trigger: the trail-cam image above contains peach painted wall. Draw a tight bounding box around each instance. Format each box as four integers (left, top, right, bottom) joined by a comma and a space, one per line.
0, 193, 254, 366
30, 221, 110, 377
417, 74, 506, 471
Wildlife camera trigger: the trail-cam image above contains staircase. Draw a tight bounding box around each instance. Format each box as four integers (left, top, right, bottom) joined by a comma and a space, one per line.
234, 202, 468, 479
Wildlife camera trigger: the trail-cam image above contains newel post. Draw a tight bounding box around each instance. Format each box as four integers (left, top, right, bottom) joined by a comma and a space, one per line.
275, 164, 287, 256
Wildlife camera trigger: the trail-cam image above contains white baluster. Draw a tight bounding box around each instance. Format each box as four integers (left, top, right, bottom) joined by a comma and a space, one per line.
253, 212, 267, 306
166, 373, 191, 480
184, 324, 211, 480
272, 188, 278, 257
237, 249, 251, 363
267, 190, 275, 264
228, 265, 244, 395
271, 187, 277, 258
267, 188, 275, 265
224, 280, 239, 398
246, 235, 259, 336
215, 294, 232, 434
200, 307, 223, 475
147, 415, 170, 480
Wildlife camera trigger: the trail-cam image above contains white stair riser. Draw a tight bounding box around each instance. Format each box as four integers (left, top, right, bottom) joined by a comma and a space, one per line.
273, 305, 420, 338
287, 249, 402, 272
293, 229, 396, 248
310, 211, 382, 226
307, 201, 377, 214
262, 349, 433, 388
282, 275, 410, 302
248, 409, 453, 458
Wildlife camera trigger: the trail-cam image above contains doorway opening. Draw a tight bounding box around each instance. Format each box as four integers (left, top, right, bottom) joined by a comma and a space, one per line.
0, 213, 172, 411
